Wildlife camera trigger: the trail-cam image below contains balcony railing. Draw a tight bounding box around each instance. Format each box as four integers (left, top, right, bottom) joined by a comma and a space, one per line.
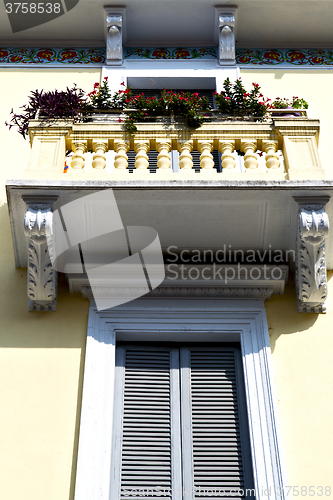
25, 115, 326, 181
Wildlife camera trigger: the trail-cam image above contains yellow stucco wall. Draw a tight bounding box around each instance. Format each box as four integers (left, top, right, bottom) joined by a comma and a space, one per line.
266, 272, 333, 490
240, 70, 333, 179
0, 69, 99, 500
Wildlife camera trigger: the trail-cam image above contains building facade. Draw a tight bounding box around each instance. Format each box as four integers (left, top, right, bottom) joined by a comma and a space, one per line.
1, 2, 333, 499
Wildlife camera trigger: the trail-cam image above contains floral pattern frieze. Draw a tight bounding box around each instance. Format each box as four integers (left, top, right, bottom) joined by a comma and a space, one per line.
124, 47, 217, 59
236, 49, 333, 66
1, 47, 333, 65
0, 48, 105, 64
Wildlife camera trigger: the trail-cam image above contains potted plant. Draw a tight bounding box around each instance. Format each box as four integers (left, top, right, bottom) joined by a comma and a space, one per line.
5, 85, 86, 138
214, 78, 269, 120
270, 96, 308, 117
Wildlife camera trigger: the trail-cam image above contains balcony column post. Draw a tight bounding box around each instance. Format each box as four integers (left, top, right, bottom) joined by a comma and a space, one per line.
71, 140, 87, 170
92, 141, 108, 169
114, 140, 130, 169
241, 140, 259, 169
262, 140, 280, 169
219, 140, 236, 169
156, 141, 172, 169
134, 141, 150, 169
178, 140, 193, 169
198, 140, 215, 169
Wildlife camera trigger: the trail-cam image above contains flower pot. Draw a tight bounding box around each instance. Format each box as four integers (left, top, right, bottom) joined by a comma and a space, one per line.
271, 108, 302, 118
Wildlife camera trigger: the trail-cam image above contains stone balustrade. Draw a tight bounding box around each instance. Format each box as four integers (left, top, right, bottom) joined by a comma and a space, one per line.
25, 117, 326, 181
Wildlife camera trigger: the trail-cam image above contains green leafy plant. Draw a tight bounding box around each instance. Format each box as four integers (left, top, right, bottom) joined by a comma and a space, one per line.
214, 78, 269, 119
271, 96, 308, 109
83, 76, 127, 112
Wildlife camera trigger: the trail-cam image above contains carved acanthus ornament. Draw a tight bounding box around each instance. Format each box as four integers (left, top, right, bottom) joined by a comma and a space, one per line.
295, 198, 330, 313
216, 7, 237, 65
24, 201, 57, 311
105, 10, 124, 65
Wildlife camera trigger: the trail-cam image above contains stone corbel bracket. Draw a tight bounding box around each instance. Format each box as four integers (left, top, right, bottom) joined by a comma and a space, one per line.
23, 196, 58, 311
104, 7, 126, 66
294, 196, 330, 313
215, 6, 237, 66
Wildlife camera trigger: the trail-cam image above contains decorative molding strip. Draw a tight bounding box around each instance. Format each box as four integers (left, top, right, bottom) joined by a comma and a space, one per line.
294, 196, 330, 313
236, 48, 333, 66
77, 264, 288, 304
23, 198, 57, 311
124, 47, 218, 60
81, 284, 274, 301
0, 47, 105, 65
2, 47, 333, 65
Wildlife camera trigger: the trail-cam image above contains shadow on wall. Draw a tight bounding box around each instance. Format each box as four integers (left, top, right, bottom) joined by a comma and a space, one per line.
265, 271, 333, 353
0, 202, 89, 500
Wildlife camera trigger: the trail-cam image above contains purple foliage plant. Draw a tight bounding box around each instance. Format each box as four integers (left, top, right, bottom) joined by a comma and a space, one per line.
5, 84, 86, 138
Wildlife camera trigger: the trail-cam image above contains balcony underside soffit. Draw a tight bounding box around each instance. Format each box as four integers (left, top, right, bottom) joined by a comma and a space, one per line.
6, 180, 333, 313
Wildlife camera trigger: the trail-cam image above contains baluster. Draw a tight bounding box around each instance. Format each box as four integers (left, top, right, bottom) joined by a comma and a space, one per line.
71, 141, 87, 169
156, 141, 172, 169
262, 140, 280, 169
134, 141, 150, 169
198, 140, 214, 169
241, 140, 259, 169
114, 141, 130, 169
92, 141, 108, 169
178, 141, 193, 169
219, 140, 236, 169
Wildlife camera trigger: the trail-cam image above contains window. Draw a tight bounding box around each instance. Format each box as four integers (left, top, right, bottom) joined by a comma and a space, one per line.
74, 301, 287, 500
111, 343, 254, 499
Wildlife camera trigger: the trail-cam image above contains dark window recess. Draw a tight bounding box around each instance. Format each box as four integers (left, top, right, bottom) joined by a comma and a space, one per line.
127, 150, 221, 173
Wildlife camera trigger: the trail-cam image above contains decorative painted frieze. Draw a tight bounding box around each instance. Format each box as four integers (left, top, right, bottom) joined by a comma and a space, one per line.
236, 48, 333, 66
24, 199, 57, 311
0, 47, 105, 64
124, 47, 217, 60
295, 197, 330, 313
2, 47, 333, 65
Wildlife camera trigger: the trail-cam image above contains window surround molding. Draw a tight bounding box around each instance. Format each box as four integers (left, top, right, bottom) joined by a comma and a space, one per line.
74, 298, 287, 500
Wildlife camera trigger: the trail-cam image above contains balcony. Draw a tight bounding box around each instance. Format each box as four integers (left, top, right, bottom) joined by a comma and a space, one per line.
24, 115, 326, 182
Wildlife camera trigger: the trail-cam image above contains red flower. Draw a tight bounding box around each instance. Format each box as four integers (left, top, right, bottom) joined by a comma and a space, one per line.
104, 76, 108, 80
288, 51, 306, 62
36, 50, 54, 61
174, 49, 191, 59
59, 50, 79, 62
151, 49, 168, 59
238, 55, 251, 63
9, 55, 23, 62
263, 51, 281, 62
311, 56, 324, 64
90, 56, 103, 63
0, 50, 9, 59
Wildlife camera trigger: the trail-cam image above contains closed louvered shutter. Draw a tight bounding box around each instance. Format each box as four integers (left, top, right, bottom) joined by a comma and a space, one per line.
111, 344, 254, 500
180, 347, 253, 499
112, 346, 182, 499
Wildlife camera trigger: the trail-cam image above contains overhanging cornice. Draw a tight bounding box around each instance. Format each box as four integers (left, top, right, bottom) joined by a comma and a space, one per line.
6, 180, 333, 312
